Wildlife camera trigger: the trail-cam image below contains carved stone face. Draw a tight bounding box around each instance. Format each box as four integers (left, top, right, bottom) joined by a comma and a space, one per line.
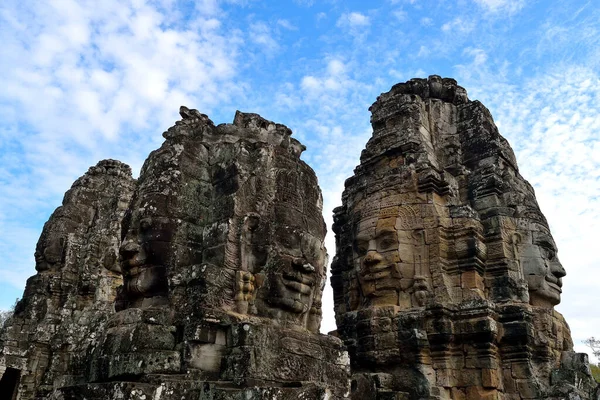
34, 212, 81, 272
118, 189, 176, 309
34, 235, 66, 271
520, 226, 566, 307
261, 226, 326, 328
351, 204, 432, 309
353, 223, 401, 301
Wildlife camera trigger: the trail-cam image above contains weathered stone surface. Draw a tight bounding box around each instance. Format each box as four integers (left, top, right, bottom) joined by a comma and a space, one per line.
1, 108, 348, 399
0, 160, 135, 399
332, 76, 599, 399
87, 108, 348, 399
2, 79, 596, 400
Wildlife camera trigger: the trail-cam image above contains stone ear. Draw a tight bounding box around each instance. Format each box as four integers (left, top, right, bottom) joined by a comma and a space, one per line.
412, 229, 426, 244
511, 232, 522, 258
511, 232, 523, 279
511, 232, 522, 245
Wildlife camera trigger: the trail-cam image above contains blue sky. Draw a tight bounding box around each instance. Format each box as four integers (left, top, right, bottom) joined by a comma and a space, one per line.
1, 0, 599, 360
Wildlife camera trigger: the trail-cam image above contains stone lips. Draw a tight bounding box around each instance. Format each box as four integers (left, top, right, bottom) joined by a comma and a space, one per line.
332, 75, 599, 399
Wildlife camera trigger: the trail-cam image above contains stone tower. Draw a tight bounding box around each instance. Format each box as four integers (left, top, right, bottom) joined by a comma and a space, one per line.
0, 160, 135, 399
331, 76, 598, 399
55, 108, 349, 399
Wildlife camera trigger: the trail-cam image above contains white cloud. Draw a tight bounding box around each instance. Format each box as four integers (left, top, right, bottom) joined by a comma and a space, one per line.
420, 17, 433, 26
0, 0, 244, 302
277, 19, 297, 30
441, 17, 475, 34
299, 59, 353, 102
294, 0, 315, 6
417, 45, 430, 58
463, 47, 488, 66
393, 10, 408, 21
336, 12, 371, 36
249, 21, 279, 53
473, 0, 526, 15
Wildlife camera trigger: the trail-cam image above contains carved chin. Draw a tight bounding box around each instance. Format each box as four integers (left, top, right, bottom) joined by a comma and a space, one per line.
528, 276, 562, 306
126, 265, 166, 296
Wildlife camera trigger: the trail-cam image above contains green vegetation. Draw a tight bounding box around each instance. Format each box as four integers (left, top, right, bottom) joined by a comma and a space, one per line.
590, 363, 600, 383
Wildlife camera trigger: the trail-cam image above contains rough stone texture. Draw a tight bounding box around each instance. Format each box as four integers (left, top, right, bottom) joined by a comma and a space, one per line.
84, 109, 348, 399
0, 160, 135, 399
331, 76, 599, 399
2, 79, 597, 400
1, 108, 349, 399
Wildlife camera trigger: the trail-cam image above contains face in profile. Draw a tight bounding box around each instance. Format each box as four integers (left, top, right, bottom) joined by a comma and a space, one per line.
520, 227, 566, 307
34, 212, 80, 272
35, 235, 66, 271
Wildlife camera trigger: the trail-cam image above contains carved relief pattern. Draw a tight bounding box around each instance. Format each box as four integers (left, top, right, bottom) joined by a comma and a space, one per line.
332, 76, 597, 399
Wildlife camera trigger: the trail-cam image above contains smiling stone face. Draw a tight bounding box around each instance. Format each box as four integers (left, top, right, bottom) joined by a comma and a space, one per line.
346, 200, 437, 310
250, 159, 327, 333
118, 208, 176, 309
518, 222, 566, 307
353, 222, 400, 304
263, 228, 326, 316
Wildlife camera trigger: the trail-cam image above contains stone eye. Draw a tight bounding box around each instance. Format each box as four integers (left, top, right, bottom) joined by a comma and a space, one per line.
354, 241, 368, 256
542, 246, 556, 260
538, 241, 556, 260
380, 238, 396, 249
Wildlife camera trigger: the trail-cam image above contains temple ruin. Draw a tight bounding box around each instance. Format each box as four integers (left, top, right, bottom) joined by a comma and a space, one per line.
332, 76, 598, 399
0, 77, 598, 400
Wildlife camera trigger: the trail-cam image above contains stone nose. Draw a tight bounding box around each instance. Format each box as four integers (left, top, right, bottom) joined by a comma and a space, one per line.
364, 250, 383, 265
551, 259, 566, 279
119, 239, 140, 260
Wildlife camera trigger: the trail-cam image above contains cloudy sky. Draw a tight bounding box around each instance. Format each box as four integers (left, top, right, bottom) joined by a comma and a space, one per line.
1, 0, 598, 360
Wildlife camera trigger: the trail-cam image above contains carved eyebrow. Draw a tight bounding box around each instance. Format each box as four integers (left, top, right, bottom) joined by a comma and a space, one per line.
534, 235, 556, 249
354, 235, 371, 242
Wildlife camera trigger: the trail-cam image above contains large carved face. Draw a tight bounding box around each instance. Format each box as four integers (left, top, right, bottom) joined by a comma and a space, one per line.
34, 210, 82, 271
35, 234, 66, 271
257, 224, 326, 330
250, 165, 327, 331
519, 224, 566, 307
351, 204, 431, 309
353, 220, 401, 301
118, 189, 175, 308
